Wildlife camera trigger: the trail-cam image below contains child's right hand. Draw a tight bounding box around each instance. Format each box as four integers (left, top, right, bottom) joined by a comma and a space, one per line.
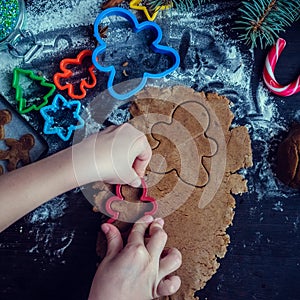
88, 216, 182, 300
72, 123, 152, 187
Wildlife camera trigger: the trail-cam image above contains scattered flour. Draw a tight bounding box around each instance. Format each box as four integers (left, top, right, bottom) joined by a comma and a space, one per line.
27, 194, 68, 223
26, 194, 75, 260
0, 0, 297, 261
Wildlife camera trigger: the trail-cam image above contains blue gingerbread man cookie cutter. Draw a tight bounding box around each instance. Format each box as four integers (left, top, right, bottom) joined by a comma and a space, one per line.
92, 7, 180, 101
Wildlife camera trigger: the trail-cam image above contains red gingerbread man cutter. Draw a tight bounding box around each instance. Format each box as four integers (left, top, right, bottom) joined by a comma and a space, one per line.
105, 178, 158, 224
53, 49, 97, 100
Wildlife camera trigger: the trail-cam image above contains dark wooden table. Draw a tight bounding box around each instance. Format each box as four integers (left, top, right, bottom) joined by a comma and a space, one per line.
1, 1, 300, 299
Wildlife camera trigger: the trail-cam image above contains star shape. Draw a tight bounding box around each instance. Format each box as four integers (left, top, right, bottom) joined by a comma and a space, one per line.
40, 94, 85, 141
129, 0, 172, 21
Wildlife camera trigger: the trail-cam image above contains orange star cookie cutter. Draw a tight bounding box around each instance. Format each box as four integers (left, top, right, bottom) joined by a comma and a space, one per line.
53, 49, 97, 100
129, 0, 172, 21
105, 178, 158, 224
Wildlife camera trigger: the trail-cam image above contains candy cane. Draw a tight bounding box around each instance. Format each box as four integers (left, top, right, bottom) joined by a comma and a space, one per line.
263, 38, 300, 97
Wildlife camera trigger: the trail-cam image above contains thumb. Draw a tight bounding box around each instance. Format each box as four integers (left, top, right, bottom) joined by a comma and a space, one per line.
124, 168, 141, 187
101, 223, 123, 259
156, 275, 181, 297
128, 173, 142, 188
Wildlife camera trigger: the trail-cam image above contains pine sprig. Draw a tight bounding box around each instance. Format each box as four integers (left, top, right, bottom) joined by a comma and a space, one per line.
235, 0, 300, 49
172, 0, 210, 11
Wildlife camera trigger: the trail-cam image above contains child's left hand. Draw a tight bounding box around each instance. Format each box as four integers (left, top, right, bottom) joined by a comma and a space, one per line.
73, 123, 152, 187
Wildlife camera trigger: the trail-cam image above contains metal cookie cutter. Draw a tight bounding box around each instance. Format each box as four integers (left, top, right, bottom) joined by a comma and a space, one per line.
92, 7, 180, 101
53, 49, 97, 100
105, 178, 158, 224
0, 0, 44, 63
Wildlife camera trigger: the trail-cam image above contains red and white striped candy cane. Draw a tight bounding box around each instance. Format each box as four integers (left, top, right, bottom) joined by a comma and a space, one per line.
263, 38, 300, 97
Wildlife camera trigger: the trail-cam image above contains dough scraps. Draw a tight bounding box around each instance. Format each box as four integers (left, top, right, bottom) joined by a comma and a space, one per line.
93, 86, 252, 299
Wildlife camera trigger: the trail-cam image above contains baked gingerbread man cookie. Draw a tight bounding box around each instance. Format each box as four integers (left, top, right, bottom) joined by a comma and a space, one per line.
0, 109, 12, 140
0, 134, 35, 171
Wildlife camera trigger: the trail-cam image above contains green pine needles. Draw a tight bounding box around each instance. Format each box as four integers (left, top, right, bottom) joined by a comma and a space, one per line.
173, 0, 209, 11
235, 0, 300, 49
142, 0, 299, 49
172, 0, 210, 11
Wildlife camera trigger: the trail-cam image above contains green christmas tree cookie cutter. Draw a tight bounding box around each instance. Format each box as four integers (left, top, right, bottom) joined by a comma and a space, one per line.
12, 68, 56, 114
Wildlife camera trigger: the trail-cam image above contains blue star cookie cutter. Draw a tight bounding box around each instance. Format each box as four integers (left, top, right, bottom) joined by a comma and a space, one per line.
40, 94, 84, 141
92, 7, 180, 101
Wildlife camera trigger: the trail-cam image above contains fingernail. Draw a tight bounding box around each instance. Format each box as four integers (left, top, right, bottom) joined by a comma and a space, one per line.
101, 223, 110, 234
142, 215, 153, 223
155, 218, 164, 226
131, 178, 141, 188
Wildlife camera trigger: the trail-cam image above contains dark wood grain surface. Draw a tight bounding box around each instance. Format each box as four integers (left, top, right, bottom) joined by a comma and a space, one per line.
0, 1, 300, 299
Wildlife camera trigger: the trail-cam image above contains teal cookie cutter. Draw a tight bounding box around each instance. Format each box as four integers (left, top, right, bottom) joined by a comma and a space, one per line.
40, 94, 84, 141
92, 7, 180, 101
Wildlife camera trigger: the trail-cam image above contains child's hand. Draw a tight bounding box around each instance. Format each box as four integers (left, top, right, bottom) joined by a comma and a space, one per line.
73, 123, 152, 187
88, 216, 182, 300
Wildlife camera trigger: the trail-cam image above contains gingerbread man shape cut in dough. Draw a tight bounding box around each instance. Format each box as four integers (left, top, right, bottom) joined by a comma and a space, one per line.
0, 134, 35, 171
149, 101, 218, 188
0, 110, 12, 139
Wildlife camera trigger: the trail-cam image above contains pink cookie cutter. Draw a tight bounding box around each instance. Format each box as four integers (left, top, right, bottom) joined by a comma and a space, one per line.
105, 178, 158, 224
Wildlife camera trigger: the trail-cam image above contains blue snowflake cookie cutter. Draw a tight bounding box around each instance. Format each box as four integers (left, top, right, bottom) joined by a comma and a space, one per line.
92, 7, 180, 101
40, 94, 85, 141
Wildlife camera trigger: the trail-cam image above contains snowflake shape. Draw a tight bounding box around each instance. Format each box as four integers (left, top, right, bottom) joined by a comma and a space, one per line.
40, 94, 84, 141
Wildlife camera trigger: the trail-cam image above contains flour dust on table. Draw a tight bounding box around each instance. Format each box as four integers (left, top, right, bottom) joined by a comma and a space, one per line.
0, 0, 292, 264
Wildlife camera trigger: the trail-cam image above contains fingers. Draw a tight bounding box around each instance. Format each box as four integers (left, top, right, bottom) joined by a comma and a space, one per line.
126, 130, 152, 187
101, 223, 123, 259
127, 215, 153, 245
159, 248, 182, 278
109, 123, 151, 186
127, 172, 142, 188
118, 123, 151, 178
156, 275, 181, 297
146, 218, 167, 258
132, 137, 152, 178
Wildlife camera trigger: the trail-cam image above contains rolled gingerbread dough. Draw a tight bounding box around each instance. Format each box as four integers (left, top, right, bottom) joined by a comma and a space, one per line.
93, 86, 252, 299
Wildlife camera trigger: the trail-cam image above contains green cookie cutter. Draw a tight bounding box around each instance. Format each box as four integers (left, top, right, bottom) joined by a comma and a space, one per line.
12, 68, 56, 114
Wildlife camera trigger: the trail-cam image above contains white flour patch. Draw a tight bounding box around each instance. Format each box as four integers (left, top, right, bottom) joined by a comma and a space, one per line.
26, 194, 75, 260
